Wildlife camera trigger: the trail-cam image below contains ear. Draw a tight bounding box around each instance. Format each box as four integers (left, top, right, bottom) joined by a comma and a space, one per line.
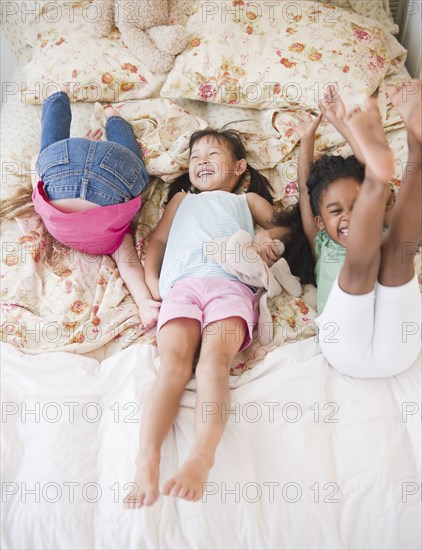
235, 158, 247, 176
315, 215, 325, 231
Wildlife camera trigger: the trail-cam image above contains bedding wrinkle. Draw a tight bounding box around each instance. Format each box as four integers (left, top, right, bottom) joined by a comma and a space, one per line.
1, 1, 420, 546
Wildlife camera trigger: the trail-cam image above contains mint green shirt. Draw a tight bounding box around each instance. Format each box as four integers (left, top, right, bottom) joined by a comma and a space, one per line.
314, 230, 346, 313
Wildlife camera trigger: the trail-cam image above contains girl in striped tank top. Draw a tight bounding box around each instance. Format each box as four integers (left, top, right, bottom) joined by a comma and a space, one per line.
124, 128, 313, 508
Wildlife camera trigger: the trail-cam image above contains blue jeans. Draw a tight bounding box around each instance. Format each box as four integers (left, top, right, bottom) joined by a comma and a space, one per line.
36, 91, 149, 205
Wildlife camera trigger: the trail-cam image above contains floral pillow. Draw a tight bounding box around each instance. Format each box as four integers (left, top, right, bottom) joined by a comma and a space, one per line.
169, 0, 199, 26
23, 28, 166, 103
349, 0, 398, 34
161, 0, 406, 110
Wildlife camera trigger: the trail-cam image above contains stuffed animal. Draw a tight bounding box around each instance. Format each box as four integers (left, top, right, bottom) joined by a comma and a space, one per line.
205, 230, 303, 345
97, 0, 188, 73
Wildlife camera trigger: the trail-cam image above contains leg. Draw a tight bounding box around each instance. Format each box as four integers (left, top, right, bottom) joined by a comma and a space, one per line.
319, 90, 421, 377
103, 106, 143, 159
161, 317, 246, 501
124, 319, 201, 508
317, 274, 420, 377
338, 100, 395, 295
379, 81, 422, 286
39, 91, 72, 152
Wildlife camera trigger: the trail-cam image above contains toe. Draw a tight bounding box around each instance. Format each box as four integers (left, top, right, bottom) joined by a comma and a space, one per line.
124, 491, 145, 508
186, 489, 196, 500
178, 486, 189, 499
137, 494, 146, 508
170, 484, 182, 497
144, 490, 158, 506
161, 480, 174, 495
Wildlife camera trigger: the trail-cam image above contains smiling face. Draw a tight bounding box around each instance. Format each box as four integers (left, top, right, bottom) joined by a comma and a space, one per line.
316, 177, 361, 247
188, 136, 247, 192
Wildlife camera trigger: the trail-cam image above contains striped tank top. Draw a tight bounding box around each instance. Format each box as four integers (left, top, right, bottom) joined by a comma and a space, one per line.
159, 191, 254, 298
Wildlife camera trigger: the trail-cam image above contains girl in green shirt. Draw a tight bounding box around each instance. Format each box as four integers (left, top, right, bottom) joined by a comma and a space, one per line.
294, 82, 421, 378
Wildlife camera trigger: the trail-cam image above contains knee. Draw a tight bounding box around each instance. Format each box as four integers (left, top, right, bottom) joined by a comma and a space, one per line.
158, 348, 193, 382
340, 258, 380, 291
195, 356, 232, 381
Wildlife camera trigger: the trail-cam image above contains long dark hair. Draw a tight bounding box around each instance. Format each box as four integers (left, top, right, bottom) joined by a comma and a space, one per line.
273, 204, 316, 286
166, 128, 274, 203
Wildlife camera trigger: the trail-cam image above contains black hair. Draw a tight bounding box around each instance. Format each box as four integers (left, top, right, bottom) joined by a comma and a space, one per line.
166, 128, 273, 204
273, 204, 316, 286
307, 155, 365, 216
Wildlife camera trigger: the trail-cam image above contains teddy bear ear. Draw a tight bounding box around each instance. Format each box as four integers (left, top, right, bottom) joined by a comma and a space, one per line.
113, 1, 189, 73
148, 25, 189, 56
95, 0, 115, 37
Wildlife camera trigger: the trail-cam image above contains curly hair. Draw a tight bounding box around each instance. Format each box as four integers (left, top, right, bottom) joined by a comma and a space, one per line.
307, 155, 365, 216
166, 127, 274, 204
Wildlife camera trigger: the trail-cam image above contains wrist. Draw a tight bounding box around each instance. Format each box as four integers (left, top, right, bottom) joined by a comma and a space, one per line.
145, 273, 158, 287
137, 285, 153, 301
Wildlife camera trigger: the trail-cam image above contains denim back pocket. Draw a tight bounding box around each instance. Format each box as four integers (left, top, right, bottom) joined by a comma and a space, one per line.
99, 145, 144, 191
36, 140, 69, 176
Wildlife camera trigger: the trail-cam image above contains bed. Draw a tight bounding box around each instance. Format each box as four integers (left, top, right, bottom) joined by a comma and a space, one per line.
1, 1, 420, 548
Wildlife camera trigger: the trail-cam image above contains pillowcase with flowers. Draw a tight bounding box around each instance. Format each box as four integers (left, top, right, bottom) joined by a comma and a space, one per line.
161, 0, 406, 110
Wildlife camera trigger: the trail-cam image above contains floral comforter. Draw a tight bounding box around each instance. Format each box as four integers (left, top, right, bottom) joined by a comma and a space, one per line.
1, 68, 413, 373
0, 0, 416, 371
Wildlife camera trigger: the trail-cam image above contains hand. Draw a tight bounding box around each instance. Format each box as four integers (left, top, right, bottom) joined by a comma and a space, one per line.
138, 298, 161, 330
318, 84, 346, 124
253, 231, 283, 267
291, 112, 323, 139
84, 129, 103, 141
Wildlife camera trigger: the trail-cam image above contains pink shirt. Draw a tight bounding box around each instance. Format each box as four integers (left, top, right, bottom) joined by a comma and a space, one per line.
32, 181, 141, 254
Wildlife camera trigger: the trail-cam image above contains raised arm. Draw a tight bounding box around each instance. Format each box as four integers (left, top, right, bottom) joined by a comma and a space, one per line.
319, 84, 364, 163
144, 191, 186, 300
291, 112, 323, 253
112, 233, 161, 329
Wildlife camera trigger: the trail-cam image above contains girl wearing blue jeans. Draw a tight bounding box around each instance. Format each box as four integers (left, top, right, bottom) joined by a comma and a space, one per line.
32, 88, 160, 328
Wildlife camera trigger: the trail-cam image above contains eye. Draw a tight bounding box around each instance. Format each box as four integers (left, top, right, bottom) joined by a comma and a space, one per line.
191, 155, 198, 160
209, 151, 219, 155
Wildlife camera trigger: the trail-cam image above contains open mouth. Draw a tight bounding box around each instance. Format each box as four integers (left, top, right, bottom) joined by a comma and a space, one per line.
197, 169, 215, 178
339, 228, 348, 238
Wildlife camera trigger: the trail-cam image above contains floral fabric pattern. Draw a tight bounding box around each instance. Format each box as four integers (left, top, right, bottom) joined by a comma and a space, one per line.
1, 80, 415, 372
0, 0, 416, 373
161, 0, 406, 110
23, 29, 167, 103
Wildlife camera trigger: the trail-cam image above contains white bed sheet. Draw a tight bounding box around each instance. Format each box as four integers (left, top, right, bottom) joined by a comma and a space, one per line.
1, 339, 420, 549
1, 3, 421, 548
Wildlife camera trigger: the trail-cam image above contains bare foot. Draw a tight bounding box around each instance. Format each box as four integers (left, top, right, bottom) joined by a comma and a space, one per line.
343, 98, 395, 182
84, 128, 103, 141
161, 452, 213, 502
388, 80, 422, 142
123, 455, 160, 509
104, 104, 122, 119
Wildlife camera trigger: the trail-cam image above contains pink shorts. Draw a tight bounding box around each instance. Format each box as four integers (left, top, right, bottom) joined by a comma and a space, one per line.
157, 277, 258, 351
